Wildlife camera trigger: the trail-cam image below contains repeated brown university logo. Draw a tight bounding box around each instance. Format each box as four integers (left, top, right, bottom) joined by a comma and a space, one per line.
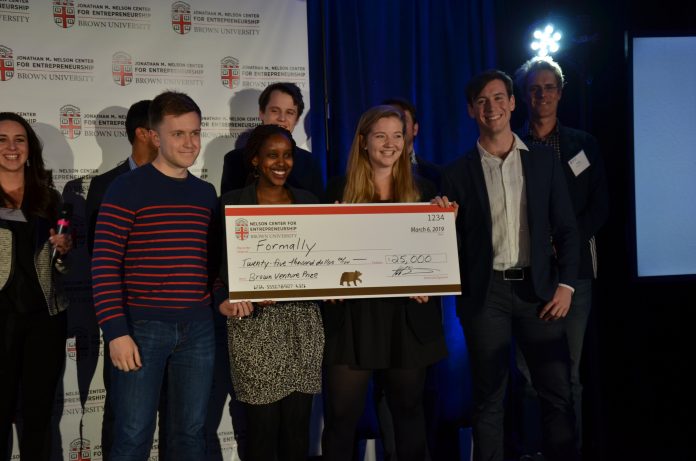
69, 438, 91, 461
340, 270, 362, 286
53, 0, 76, 29
221, 56, 240, 89
234, 218, 249, 241
60, 105, 82, 139
0, 46, 13, 82
171, 1, 192, 35
112, 52, 133, 86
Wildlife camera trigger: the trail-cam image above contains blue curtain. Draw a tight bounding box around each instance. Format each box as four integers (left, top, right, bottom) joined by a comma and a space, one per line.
307, 0, 498, 441
308, 0, 497, 176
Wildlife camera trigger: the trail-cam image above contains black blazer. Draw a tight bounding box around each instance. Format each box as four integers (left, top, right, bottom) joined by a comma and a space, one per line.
220, 146, 324, 199
218, 183, 319, 288
321, 176, 443, 344
551, 124, 608, 279
442, 143, 579, 314
85, 160, 130, 254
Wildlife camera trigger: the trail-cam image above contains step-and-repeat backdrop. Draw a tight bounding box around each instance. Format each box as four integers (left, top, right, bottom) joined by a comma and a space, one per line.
1, 1, 310, 459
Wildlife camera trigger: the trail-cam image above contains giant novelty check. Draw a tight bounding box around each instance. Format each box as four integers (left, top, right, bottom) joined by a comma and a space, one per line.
224, 203, 461, 301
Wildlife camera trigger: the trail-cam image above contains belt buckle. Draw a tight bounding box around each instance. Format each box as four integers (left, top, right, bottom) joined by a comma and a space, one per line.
504, 267, 524, 281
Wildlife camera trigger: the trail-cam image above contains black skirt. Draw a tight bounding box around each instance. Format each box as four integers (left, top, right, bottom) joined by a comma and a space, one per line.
323, 296, 447, 369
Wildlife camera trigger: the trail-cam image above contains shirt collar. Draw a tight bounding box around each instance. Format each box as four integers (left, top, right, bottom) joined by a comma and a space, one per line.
476, 132, 529, 160
128, 156, 138, 170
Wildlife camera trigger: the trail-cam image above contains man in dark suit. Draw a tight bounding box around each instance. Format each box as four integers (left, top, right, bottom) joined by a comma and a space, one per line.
441, 69, 580, 461
511, 57, 609, 456
220, 82, 323, 197
382, 98, 441, 190
85, 100, 157, 254
84, 99, 156, 460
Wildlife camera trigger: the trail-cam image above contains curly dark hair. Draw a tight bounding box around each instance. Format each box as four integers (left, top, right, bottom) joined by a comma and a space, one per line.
0, 112, 59, 220
242, 124, 296, 186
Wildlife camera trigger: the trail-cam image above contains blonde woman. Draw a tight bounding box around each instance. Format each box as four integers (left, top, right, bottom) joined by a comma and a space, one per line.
322, 105, 447, 461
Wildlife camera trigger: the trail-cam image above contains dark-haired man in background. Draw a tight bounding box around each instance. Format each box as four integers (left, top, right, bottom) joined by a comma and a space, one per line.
220, 82, 323, 196
86, 100, 157, 254
383, 97, 441, 190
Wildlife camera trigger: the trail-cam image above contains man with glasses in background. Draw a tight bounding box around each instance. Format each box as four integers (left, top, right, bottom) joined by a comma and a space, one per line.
511, 57, 608, 461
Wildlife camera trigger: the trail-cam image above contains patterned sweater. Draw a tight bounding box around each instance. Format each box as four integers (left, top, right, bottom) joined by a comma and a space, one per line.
91, 163, 217, 343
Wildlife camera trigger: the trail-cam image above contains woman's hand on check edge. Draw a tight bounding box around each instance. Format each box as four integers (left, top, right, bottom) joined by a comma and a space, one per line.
218, 300, 276, 318
430, 195, 458, 218
219, 300, 254, 318
410, 296, 429, 304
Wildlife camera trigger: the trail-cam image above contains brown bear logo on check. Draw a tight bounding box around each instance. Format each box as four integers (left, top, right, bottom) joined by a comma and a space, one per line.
340, 270, 362, 286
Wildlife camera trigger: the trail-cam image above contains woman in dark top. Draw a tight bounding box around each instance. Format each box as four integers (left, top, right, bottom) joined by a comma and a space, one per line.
0, 112, 72, 459
322, 105, 447, 461
218, 124, 324, 461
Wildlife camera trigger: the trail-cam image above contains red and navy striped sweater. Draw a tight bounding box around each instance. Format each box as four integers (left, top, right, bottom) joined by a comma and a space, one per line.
91, 163, 218, 343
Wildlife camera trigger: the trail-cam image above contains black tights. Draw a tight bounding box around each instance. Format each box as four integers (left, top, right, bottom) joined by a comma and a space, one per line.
322, 365, 427, 461
245, 391, 314, 461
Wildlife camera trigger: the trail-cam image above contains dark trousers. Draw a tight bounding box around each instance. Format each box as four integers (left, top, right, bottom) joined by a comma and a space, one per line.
512, 279, 593, 454
0, 308, 67, 460
461, 277, 579, 461
204, 318, 248, 460
244, 392, 313, 461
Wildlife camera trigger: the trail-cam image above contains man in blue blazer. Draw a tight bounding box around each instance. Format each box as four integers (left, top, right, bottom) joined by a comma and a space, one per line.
441, 69, 580, 461
85, 100, 157, 254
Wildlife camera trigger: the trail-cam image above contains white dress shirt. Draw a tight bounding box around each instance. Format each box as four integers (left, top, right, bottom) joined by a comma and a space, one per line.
477, 134, 531, 271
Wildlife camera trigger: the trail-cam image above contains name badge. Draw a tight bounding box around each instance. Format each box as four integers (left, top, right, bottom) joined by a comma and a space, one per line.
568, 150, 590, 177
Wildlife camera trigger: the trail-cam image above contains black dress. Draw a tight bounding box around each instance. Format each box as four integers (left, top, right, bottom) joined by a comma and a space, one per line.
322, 176, 447, 369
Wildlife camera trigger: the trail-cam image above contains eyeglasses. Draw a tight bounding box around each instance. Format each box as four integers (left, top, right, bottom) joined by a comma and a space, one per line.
528, 84, 559, 94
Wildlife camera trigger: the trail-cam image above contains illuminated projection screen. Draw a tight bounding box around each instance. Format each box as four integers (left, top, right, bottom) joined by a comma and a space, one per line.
632, 35, 696, 278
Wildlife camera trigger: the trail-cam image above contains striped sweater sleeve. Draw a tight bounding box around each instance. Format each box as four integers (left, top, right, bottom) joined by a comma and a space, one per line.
91, 191, 135, 343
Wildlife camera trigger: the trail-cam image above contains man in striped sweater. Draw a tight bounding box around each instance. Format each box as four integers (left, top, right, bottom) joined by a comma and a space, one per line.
91, 91, 218, 460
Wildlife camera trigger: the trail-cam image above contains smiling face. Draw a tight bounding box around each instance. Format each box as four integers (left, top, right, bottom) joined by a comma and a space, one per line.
0, 120, 29, 174
525, 69, 562, 121
259, 90, 299, 133
252, 133, 294, 188
151, 112, 201, 177
468, 78, 515, 137
363, 116, 405, 171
